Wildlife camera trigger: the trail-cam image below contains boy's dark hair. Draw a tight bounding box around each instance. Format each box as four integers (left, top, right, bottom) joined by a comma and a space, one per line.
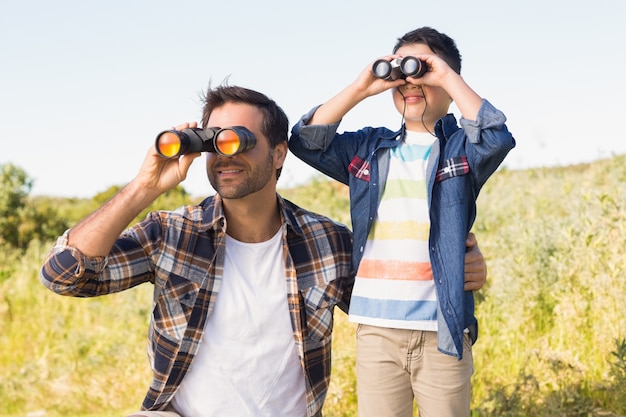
201, 83, 289, 178
393, 27, 462, 75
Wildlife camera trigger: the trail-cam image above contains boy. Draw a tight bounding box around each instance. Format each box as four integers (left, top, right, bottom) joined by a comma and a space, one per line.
289, 27, 515, 416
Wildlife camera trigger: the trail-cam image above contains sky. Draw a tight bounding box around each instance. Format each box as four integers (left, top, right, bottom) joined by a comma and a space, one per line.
1, 0, 625, 198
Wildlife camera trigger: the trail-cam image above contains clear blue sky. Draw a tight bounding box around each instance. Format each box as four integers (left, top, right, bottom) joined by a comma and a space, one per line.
2, 0, 625, 197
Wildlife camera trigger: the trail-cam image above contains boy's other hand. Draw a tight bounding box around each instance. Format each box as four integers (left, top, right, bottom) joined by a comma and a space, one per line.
464, 232, 487, 291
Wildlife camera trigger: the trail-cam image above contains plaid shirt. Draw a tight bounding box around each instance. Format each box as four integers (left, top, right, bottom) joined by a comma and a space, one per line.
40, 193, 354, 417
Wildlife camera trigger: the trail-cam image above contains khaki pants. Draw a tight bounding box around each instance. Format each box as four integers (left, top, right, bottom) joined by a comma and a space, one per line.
356, 324, 474, 417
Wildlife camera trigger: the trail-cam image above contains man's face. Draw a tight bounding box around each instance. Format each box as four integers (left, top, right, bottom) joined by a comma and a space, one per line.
205, 102, 285, 200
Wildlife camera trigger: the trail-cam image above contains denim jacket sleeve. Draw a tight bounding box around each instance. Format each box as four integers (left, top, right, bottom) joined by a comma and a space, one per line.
288, 105, 352, 185
458, 99, 516, 188
289, 105, 399, 186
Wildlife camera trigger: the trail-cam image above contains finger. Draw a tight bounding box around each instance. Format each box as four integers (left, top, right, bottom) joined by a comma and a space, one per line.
466, 232, 477, 248
464, 271, 486, 289
173, 122, 196, 131
464, 281, 482, 291
465, 249, 480, 264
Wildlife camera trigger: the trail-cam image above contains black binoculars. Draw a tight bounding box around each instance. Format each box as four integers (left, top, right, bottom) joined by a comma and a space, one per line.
155, 126, 256, 158
372, 56, 428, 80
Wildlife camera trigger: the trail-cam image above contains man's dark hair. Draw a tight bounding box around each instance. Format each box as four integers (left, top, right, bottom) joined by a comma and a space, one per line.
393, 27, 462, 75
201, 84, 289, 178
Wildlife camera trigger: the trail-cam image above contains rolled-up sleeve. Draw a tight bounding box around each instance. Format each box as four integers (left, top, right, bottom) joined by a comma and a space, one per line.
40, 231, 109, 296
290, 105, 342, 151
460, 100, 509, 144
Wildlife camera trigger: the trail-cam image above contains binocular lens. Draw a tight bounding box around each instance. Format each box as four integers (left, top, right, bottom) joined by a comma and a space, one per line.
371, 57, 428, 80
156, 131, 182, 158
401, 58, 419, 75
372, 59, 392, 79
155, 126, 256, 158
400, 56, 427, 78
215, 129, 241, 156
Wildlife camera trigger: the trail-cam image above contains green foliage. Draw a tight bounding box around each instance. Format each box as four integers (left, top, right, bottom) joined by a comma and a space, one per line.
92, 184, 199, 228
0, 163, 33, 248
607, 338, 626, 414
3, 158, 626, 416
472, 156, 626, 416
0, 164, 70, 250
18, 197, 70, 247
280, 175, 351, 229
0, 241, 151, 417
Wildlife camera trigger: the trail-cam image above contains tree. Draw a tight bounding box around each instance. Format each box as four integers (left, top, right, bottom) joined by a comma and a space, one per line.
0, 163, 69, 249
0, 163, 33, 248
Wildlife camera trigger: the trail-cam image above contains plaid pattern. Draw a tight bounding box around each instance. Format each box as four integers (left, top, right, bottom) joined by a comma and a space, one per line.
40, 194, 354, 417
348, 155, 371, 181
435, 155, 470, 182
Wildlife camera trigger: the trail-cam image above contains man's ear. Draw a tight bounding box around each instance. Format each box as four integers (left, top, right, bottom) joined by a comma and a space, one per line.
273, 141, 288, 169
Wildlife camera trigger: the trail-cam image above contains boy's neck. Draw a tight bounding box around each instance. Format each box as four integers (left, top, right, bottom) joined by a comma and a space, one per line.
405, 120, 435, 133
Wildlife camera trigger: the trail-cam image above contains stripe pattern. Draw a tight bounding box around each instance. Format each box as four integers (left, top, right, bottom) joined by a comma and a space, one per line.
349, 131, 439, 330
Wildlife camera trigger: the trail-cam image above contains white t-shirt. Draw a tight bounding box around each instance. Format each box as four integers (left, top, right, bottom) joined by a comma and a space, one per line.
172, 229, 307, 416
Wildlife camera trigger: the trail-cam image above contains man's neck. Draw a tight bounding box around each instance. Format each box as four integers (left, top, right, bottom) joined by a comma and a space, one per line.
222, 192, 282, 243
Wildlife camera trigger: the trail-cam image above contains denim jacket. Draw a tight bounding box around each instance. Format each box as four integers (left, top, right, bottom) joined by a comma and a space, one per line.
289, 99, 515, 358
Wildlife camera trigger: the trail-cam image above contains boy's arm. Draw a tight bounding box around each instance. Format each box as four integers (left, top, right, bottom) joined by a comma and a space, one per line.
407, 54, 483, 121
442, 71, 483, 122
308, 57, 405, 125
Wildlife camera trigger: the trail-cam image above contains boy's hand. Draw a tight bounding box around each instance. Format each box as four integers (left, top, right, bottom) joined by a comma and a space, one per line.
307, 56, 406, 125
353, 55, 406, 97
464, 232, 487, 291
403, 53, 456, 88
404, 53, 482, 121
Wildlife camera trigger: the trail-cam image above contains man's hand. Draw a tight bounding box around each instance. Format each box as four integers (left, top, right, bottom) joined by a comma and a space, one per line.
135, 122, 201, 195
66, 122, 201, 257
464, 232, 487, 291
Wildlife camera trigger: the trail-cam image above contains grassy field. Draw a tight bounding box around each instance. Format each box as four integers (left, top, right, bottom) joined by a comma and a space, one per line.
2, 157, 626, 416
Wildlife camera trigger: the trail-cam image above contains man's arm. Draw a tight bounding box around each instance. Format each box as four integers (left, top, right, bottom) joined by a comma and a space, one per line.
464, 232, 487, 291
67, 123, 200, 257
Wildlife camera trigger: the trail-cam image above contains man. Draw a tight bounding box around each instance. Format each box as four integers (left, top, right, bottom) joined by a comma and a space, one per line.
40, 84, 486, 416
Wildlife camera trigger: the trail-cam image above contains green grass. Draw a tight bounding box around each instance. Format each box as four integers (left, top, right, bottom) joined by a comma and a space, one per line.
2, 157, 626, 416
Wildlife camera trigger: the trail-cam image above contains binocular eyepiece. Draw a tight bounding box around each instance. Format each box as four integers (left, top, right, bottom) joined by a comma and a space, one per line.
155, 126, 256, 159
372, 56, 428, 80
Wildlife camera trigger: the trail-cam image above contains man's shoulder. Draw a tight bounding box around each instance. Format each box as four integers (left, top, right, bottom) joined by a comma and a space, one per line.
280, 197, 351, 235
146, 195, 219, 227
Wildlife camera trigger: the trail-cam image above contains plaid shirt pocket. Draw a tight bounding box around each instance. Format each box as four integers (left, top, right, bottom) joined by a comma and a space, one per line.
436, 156, 469, 182
348, 156, 371, 182
300, 284, 341, 343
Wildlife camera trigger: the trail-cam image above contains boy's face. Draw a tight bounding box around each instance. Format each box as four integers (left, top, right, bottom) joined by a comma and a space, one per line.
392, 43, 453, 131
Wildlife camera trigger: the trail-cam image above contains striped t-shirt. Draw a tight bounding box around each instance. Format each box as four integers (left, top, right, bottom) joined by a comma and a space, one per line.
348, 130, 438, 330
